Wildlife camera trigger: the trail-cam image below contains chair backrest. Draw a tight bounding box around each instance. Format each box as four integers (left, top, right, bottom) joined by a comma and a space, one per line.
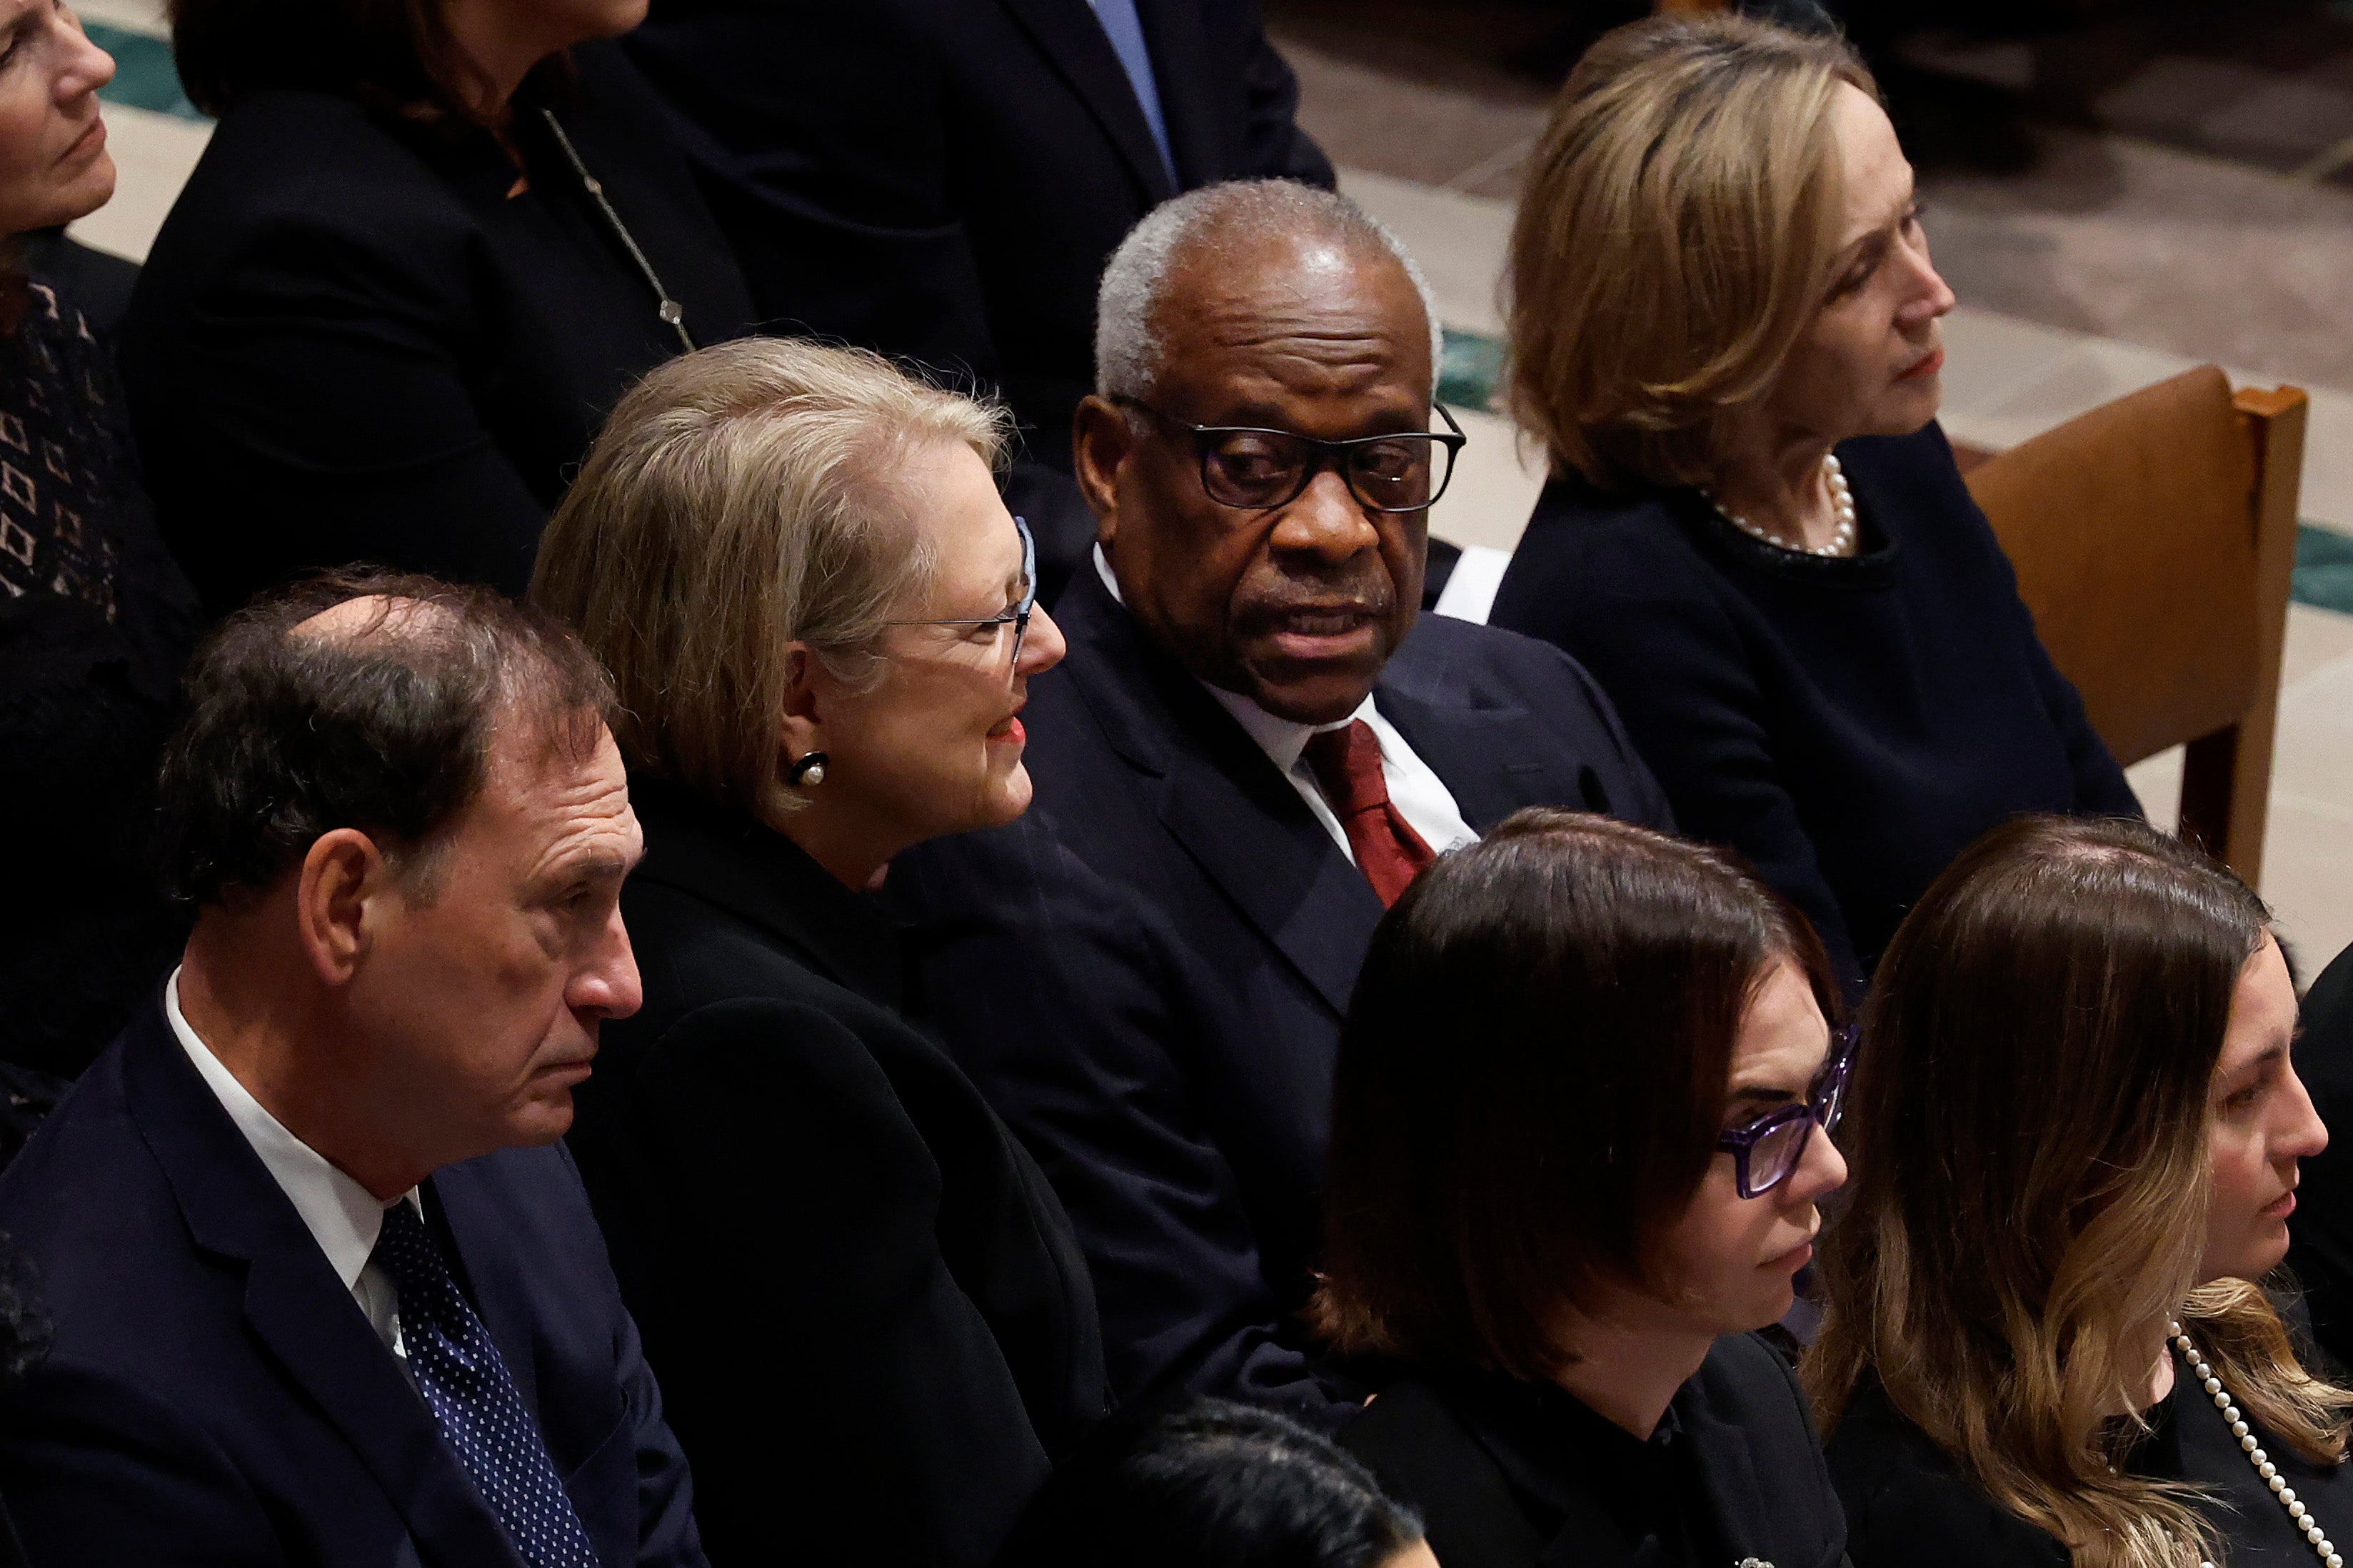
1962, 366, 2306, 885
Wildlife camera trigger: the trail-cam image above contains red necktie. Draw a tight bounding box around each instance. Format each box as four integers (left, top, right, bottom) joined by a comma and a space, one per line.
1303, 720, 1436, 908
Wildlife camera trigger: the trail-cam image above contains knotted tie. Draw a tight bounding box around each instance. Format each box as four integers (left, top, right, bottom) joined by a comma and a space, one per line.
371, 1198, 601, 1568
1303, 720, 1436, 908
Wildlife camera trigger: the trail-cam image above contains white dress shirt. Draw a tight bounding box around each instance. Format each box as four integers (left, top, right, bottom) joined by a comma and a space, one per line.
1093, 545, 1479, 863
166, 968, 418, 1371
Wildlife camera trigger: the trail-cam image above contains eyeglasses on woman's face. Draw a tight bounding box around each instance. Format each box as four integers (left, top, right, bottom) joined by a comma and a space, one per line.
883, 511, 1037, 668
1115, 398, 1468, 515
1717, 1022, 1858, 1200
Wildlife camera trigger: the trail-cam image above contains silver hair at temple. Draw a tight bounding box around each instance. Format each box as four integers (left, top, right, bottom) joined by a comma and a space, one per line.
1093, 180, 1448, 403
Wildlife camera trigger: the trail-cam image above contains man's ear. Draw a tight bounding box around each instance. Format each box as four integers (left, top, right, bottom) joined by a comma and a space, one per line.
1071, 394, 1134, 549
294, 829, 393, 989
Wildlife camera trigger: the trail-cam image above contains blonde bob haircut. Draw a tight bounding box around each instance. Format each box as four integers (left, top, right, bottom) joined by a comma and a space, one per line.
529, 336, 1008, 822
1508, 14, 1877, 491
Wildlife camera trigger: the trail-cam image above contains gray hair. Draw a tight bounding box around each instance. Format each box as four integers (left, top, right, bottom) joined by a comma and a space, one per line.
1094, 180, 1448, 403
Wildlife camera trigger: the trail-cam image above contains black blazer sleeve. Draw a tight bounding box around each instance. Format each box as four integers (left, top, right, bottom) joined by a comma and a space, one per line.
130, 191, 548, 600
1236, 6, 1334, 185
0, 1360, 281, 1564
628, 995, 1053, 1567
898, 822, 1355, 1424
1498, 533, 1862, 982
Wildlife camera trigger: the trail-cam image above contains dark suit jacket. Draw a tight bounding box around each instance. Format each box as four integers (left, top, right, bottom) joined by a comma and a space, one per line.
121, 42, 754, 615
888, 569, 1671, 1420
1344, 1335, 1850, 1568
0, 1002, 704, 1567
568, 778, 1108, 1568
621, 0, 1333, 593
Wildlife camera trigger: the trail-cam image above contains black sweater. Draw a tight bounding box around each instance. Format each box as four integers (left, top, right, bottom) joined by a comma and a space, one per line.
1490, 423, 2140, 985
566, 778, 1107, 1568
121, 43, 754, 614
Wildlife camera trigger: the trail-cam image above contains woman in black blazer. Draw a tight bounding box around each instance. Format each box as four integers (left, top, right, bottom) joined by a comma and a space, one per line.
1810, 816, 2345, 1568
1488, 16, 2135, 988
531, 338, 1103, 1568
1315, 809, 1854, 1568
123, 0, 753, 615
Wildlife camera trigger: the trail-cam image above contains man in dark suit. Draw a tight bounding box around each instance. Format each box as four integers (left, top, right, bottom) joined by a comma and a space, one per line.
888, 181, 1672, 1423
0, 573, 705, 1567
620, 0, 1333, 595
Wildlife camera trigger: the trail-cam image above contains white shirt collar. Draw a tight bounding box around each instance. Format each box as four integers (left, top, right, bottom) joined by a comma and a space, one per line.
1092, 542, 1368, 775
165, 968, 412, 1292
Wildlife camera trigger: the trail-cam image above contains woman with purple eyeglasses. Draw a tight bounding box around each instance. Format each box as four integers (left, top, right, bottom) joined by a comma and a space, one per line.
1313, 808, 1855, 1568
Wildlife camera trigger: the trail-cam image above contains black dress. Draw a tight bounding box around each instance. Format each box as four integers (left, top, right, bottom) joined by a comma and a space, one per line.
1341, 1333, 1850, 1568
120, 41, 755, 614
0, 268, 196, 1085
566, 776, 1109, 1568
1489, 423, 2141, 988
1832, 1367, 2353, 1566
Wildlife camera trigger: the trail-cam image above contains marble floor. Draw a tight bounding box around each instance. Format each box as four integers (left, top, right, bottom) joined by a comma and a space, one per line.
64, 0, 2353, 970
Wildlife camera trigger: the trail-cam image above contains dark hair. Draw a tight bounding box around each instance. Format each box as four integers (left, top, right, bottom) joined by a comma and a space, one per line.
1310, 808, 1840, 1382
168, 0, 568, 122
993, 1399, 1422, 1568
157, 568, 617, 908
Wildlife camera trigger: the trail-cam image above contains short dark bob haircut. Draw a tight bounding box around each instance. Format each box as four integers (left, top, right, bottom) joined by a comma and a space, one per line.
1310, 808, 1840, 1382
157, 568, 616, 908
169, 0, 567, 122
993, 1398, 1423, 1568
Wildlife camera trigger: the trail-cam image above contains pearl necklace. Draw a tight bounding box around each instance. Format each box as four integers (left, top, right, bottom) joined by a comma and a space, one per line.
1700, 453, 1857, 558
2170, 1319, 2341, 1568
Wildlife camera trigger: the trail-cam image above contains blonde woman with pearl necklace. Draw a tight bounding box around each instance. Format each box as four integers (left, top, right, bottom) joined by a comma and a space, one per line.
1489, 14, 2139, 993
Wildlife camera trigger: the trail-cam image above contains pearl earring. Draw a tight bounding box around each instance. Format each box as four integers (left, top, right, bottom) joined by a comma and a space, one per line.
788, 750, 829, 788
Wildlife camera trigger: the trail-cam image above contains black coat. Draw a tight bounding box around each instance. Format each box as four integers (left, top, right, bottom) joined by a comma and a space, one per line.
1830, 1367, 2353, 1567
120, 42, 755, 615
887, 568, 1671, 1421
0, 1002, 706, 1567
1489, 423, 2140, 990
620, 0, 1333, 594
1343, 1335, 1850, 1568
2291, 938, 2353, 1375
568, 778, 1108, 1568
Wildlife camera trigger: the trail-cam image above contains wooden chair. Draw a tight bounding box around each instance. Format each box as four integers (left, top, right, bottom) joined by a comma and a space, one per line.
1961, 366, 2306, 888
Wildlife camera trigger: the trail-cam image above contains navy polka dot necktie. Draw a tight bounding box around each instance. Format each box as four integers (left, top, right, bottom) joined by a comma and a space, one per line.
371, 1197, 602, 1568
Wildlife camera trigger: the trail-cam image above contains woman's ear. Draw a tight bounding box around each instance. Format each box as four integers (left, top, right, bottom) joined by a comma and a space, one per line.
776, 643, 825, 767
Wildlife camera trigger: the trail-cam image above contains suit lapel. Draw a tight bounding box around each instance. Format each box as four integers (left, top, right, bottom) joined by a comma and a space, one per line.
996, 0, 1180, 201
1376, 626, 1600, 832
1058, 575, 1383, 1017
127, 1014, 521, 1566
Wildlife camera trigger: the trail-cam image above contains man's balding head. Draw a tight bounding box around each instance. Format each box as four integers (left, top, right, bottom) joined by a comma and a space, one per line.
1077, 182, 1450, 725
162, 571, 617, 905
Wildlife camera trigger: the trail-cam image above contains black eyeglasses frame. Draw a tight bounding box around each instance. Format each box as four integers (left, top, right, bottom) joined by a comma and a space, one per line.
1115, 397, 1469, 514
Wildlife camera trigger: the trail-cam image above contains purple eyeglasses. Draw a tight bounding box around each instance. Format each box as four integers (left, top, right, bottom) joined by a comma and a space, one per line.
1716, 1022, 1859, 1200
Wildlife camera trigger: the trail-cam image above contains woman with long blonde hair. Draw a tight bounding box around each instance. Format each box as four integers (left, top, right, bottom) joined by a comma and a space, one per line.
1810, 815, 2344, 1567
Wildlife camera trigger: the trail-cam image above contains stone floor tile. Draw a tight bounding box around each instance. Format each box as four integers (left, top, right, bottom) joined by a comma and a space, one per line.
2259, 795, 2353, 969
2284, 602, 2353, 688
74, 0, 169, 36
1338, 168, 1512, 336
1281, 34, 1546, 194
